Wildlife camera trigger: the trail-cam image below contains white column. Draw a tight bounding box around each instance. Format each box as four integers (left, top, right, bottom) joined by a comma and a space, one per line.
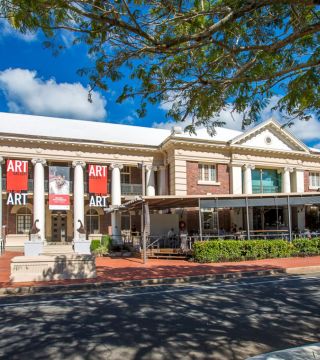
295, 169, 305, 193
243, 164, 255, 195
282, 167, 293, 193
146, 165, 156, 196
32, 158, 47, 240
158, 166, 167, 195
231, 164, 243, 194
0, 157, 3, 243
72, 160, 86, 240
110, 163, 123, 238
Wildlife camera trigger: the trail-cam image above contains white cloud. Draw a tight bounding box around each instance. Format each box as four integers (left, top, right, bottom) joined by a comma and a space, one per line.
155, 95, 320, 143
0, 68, 107, 121
0, 19, 37, 42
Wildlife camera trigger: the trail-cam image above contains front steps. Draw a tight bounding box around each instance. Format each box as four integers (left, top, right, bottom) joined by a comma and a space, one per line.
144, 248, 191, 260
41, 243, 74, 256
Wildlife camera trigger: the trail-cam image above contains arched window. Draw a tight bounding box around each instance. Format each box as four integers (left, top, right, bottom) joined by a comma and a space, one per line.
16, 207, 32, 234
86, 209, 100, 234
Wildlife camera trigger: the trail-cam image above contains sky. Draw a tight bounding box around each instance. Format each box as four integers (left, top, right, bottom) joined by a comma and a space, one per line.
0, 19, 320, 148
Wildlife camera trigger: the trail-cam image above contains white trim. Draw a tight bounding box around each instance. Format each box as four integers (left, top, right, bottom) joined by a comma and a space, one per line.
229, 117, 310, 153
197, 181, 220, 186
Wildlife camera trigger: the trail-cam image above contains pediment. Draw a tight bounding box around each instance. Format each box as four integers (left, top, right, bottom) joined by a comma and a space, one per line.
230, 118, 309, 153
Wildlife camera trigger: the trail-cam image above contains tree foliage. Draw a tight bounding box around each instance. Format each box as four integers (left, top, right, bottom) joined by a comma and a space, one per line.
1, 0, 320, 132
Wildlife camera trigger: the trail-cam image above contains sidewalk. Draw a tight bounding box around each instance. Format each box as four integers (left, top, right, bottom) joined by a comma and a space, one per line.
1, 251, 320, 294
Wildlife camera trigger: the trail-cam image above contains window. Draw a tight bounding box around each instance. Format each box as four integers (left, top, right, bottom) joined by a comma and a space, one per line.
121, 166, 131, 184
86, 209, 100, 234
252, 169, 281, 194
16, 207, 32, 234
198, 164, 217, 182
310, 172, 320, 188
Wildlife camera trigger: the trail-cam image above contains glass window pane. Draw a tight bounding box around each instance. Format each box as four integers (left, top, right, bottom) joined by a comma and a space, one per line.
198, 164, 202, 180
204, 165, 209, 181
210, 166, 216, 182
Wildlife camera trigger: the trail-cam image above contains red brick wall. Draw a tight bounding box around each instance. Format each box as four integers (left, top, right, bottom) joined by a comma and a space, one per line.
186, 162, 230, 195
304, 170, 313, 192
130, 167, 142, 184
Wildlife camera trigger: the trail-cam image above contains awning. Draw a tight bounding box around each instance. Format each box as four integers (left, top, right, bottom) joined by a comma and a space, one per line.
120, 192, 320, 211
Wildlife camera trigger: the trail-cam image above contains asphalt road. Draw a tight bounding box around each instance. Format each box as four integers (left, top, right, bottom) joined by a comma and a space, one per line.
0, 274, 319, 360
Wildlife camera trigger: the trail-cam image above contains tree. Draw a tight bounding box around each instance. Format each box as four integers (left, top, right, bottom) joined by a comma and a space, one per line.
1, 0, 320, 133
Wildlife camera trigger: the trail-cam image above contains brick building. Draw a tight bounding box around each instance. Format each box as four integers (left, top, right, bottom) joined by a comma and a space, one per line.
1, 112, 320, 250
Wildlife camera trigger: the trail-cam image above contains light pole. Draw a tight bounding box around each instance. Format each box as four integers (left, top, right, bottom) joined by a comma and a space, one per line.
138, 162, 147, 263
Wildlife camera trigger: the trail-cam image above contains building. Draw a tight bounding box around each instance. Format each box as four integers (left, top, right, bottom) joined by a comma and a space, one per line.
1, 112, 320, 250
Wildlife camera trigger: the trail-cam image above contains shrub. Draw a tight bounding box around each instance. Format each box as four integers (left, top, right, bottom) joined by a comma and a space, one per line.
90, 239, 101, 253
292, 238, 320, 256
90, 236, 112, 256
192, 239, 296, 263
101, 235, 112, 252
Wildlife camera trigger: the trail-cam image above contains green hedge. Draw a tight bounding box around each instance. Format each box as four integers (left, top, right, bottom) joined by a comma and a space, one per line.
292, 238, 320, 256
193, 238, 320, 263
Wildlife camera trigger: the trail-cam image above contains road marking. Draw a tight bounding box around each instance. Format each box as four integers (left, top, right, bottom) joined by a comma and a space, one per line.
0, 274, 319, 308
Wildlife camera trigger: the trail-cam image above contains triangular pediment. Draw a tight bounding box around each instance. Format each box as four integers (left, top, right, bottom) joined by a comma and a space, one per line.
230, 118, 310, 153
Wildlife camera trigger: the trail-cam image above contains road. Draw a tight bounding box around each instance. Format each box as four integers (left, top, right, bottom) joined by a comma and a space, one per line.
0, 274, 319, 360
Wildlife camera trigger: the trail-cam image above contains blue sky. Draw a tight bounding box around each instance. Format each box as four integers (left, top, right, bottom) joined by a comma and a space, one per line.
0, 20, 320, 148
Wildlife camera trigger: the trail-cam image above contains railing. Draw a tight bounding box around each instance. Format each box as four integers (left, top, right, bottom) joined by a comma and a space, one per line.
252, 185, 280, 194
121, 183, 142, 195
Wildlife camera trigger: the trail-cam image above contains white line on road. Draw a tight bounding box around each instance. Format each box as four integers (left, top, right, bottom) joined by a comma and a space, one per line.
0, 275, 319, 308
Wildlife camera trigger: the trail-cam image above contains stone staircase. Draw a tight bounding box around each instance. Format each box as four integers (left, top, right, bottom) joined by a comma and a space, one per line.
41, 243, 74, 256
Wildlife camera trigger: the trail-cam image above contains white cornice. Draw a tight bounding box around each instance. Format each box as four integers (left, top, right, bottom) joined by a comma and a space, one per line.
0, 134, 159, 153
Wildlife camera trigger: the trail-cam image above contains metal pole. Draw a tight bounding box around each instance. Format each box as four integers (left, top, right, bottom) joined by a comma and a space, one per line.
0, 158, 3, 253
245, 197, 250, 240
216, 198, 219, 238
198, 198, 202, 240
141, 163, 147, 263
142, 202, 147, 264
288, 195, 292, 242
141, 161, 146, 196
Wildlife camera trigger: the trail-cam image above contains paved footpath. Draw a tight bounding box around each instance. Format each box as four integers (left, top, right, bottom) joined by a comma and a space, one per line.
1, 251, 320, 294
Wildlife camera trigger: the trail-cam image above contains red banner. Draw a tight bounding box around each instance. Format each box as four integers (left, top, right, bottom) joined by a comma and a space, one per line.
6, 160, 28, 192
88, 165, 108, 195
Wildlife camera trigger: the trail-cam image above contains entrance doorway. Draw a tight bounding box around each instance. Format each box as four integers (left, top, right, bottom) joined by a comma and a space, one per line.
51, 212, 68, 242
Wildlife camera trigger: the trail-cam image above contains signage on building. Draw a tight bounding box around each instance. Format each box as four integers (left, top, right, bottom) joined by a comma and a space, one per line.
6, 160, 28, 191
88, 164, 108, 207
6, 192, 27, 205
6, 160, 28, 205
48, 166, 70, 210
88, 164, 108, 194
89, 195, 108, 207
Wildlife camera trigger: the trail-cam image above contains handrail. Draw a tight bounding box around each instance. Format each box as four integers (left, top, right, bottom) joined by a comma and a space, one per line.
147, 236, 161, 250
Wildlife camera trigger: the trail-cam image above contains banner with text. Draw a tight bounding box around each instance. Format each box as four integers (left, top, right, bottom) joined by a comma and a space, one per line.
6, 160, 28, 206
6, 160, 28, 192
49, 166, 70, 210
88, 165, 108, 194
88, 164, 108, 207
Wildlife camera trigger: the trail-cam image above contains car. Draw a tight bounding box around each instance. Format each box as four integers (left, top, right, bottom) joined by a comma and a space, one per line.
246, 342, 320, 359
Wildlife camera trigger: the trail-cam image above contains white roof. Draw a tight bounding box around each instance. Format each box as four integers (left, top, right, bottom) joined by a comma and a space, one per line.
309, 147, 320, 153
0, 112, 171, 146
0, 112, 242, 146
173, 126, 243, 142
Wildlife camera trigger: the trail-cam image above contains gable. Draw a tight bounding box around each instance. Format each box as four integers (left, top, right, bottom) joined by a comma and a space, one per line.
230, 119, 309, 153
240, 128, 294, 151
